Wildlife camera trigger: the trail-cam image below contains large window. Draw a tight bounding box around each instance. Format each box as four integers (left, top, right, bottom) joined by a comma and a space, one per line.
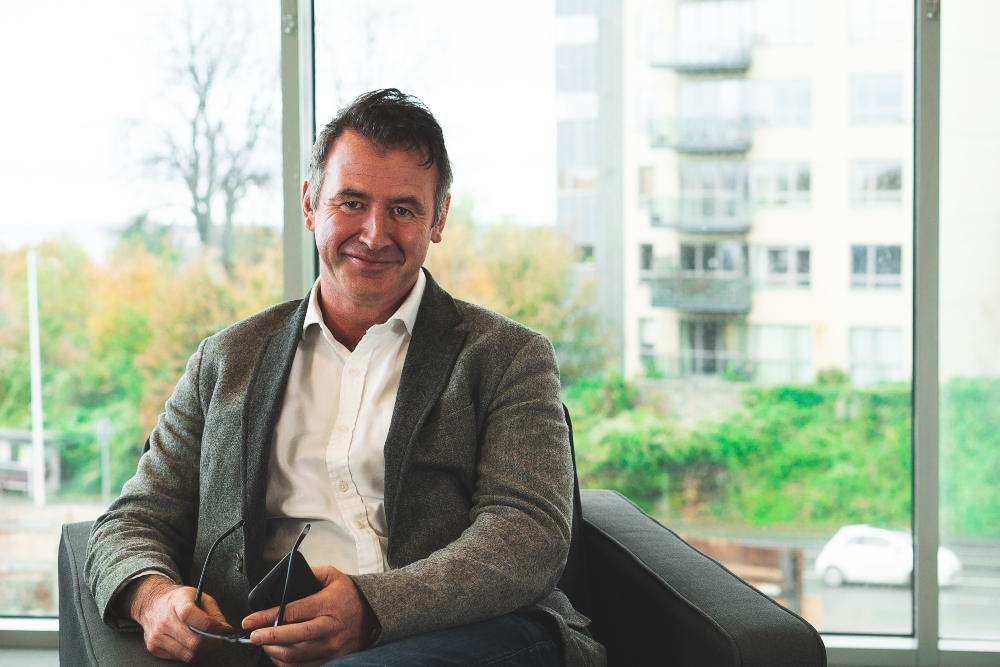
0, 1, 282, 620
2, 2, 998, 664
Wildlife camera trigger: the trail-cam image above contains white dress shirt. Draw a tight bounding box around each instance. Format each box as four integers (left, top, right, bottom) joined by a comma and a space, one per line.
263, 271, 426, 575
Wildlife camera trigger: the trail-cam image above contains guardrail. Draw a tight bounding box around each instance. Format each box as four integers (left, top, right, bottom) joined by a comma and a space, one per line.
647, 196, 752, 233
650, 117, 754, 154
650, 273, 752, 313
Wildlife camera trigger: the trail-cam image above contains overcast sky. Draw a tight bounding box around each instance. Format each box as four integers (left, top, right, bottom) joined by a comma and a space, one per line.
0, 0, 556, 258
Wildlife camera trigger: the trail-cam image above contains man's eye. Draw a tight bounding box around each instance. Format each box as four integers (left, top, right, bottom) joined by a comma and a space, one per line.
343, 201, 362, 210
393, 207, 412, 217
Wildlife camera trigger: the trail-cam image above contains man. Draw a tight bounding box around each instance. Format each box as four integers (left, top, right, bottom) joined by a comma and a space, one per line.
86, 89, 605, 667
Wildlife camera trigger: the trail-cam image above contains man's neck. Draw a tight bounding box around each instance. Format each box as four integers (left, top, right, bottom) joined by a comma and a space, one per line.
315, 281, 414, 352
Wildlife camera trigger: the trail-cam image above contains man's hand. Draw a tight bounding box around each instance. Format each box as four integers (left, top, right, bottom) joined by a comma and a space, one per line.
242, 565, 376, 667
122, 573, 233, 663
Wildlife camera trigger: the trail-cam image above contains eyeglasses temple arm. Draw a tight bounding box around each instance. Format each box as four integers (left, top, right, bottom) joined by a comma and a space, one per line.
274, 523, 311, 627
193, 519, 245, 608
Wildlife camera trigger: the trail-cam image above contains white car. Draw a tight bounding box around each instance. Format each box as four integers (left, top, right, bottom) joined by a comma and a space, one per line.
815, 524, 962, 588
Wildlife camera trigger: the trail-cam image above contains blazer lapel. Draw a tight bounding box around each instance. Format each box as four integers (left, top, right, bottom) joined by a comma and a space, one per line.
242, 296, 309, 585
383, 270, 466, 536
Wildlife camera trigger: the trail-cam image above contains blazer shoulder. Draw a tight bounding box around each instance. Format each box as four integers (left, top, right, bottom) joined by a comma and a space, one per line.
453, 299, 551, 352
206, 298, 304, 350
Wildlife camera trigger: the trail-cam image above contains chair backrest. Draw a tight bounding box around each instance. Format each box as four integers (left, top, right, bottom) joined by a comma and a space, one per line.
556, 405, 593, 618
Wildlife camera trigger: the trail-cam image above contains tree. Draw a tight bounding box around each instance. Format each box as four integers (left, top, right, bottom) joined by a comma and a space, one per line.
423, 200, 614, 385
146, 2, 276, 273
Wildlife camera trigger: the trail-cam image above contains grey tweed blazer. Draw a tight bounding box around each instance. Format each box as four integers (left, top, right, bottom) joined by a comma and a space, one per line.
85, 270, 606, 667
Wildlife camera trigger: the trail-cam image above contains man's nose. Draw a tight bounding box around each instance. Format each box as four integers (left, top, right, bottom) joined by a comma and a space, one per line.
358, 209, 391, 250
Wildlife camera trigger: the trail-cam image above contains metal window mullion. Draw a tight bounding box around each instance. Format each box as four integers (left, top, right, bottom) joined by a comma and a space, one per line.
281, 0, 317, 301
913, 0, 941, 664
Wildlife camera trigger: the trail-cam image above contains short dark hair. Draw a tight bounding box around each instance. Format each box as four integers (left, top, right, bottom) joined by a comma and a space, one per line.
307, 88, 453, 225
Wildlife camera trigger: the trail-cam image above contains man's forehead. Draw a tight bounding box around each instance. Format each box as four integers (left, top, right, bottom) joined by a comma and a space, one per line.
327, 130, 431, 168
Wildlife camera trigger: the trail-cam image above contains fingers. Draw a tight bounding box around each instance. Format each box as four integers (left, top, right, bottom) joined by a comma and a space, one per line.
250, 615, 325, 646
189, 592, 234, 634
257, 617, 354, 664
136, 584, 231, 662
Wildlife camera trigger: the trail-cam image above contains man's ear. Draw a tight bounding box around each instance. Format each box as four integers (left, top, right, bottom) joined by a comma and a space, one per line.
431, 194, 450, 244
302, 180, 315, 232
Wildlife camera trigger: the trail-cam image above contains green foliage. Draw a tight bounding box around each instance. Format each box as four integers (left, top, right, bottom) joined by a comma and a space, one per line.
0, 227, 282, 498
425, 211, 614, 386
941, 377, 1000, 536
569, 371, 917, 529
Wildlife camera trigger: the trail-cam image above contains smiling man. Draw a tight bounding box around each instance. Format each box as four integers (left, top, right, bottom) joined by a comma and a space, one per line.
86, 89, 605, 667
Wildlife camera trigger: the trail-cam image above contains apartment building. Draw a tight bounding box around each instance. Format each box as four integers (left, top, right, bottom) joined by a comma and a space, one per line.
558, 0, 915, 385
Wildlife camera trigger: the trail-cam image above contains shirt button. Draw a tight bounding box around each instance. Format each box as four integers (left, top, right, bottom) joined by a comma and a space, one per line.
348, 367, 360, 377
354, 520, 366, 529
338, 424, 349, 433
338, 481, 349, 492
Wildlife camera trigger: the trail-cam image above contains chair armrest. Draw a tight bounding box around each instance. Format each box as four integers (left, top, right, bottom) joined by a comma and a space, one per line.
580, 490, 826, 667
58, 521, 167, 667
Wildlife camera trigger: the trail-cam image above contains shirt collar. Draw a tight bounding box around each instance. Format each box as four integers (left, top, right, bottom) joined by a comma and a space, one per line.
302, 269, 427, 340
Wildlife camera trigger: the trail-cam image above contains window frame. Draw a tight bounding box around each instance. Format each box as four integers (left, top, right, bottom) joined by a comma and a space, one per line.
4, 3, 1000, 665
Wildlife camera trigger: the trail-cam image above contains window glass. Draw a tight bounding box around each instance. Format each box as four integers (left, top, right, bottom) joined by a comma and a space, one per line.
851, 245, 902, 289
610, 0, 913, 637
0, 1, 281, 616
851, 161, 903, 205
851, 75, 904, 123
939, 0, 1000, 640
750, 325, 812, 383
315, 0, 916, 639
850, 0, 907, 41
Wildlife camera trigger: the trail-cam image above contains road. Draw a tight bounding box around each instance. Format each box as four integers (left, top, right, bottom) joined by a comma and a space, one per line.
804, 544, 1000, 639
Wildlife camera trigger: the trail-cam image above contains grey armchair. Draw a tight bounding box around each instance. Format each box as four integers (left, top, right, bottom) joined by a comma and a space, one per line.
59, 408, 825, 666
60, 488, 825, 666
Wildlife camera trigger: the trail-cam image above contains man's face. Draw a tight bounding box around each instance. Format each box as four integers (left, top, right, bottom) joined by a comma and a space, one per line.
303, 129, 448, 315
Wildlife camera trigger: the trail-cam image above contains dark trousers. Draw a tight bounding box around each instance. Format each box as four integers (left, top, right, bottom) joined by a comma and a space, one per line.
325, 613, 561, 667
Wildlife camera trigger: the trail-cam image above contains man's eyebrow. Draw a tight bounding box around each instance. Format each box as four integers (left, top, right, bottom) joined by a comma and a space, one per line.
329, 188, 369, 202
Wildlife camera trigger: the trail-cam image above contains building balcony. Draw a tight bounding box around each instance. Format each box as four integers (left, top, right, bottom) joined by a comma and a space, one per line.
642, 351, 751, 379
650, 43, 752, 74
649, 273, 751, 313
647, 196, 752, 233
650, 117, 753, 154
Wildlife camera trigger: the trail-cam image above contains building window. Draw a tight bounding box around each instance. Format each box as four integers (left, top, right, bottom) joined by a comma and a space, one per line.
756, 246, 810, 288
750, 325, 813, 383
680, 241, 746, 275
750, 163, 811, 206
850, 0, 907, 41
674, 0, 754, 65
576, 244, 595, 263
681, 320, 726, 376
679, 79, 750, 119
558, 167, 598, 192
851, 161, 903, 205
851, 245, 902, 289
640, 243, 654, 273
639, 317, 657, 371
851, 75, 903, 123
850, 327, 903, 385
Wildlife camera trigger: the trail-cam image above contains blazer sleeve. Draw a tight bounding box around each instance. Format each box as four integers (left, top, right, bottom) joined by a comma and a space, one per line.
85, 340, 209, 629
350, 333, 574, 644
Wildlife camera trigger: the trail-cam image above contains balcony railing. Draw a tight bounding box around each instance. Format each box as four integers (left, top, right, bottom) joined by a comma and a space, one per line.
650, 43, 753, 74
642, 351, 751, 379
650, 117, 753, 154
647, 196, 752, 233
650, 273, 752, 313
